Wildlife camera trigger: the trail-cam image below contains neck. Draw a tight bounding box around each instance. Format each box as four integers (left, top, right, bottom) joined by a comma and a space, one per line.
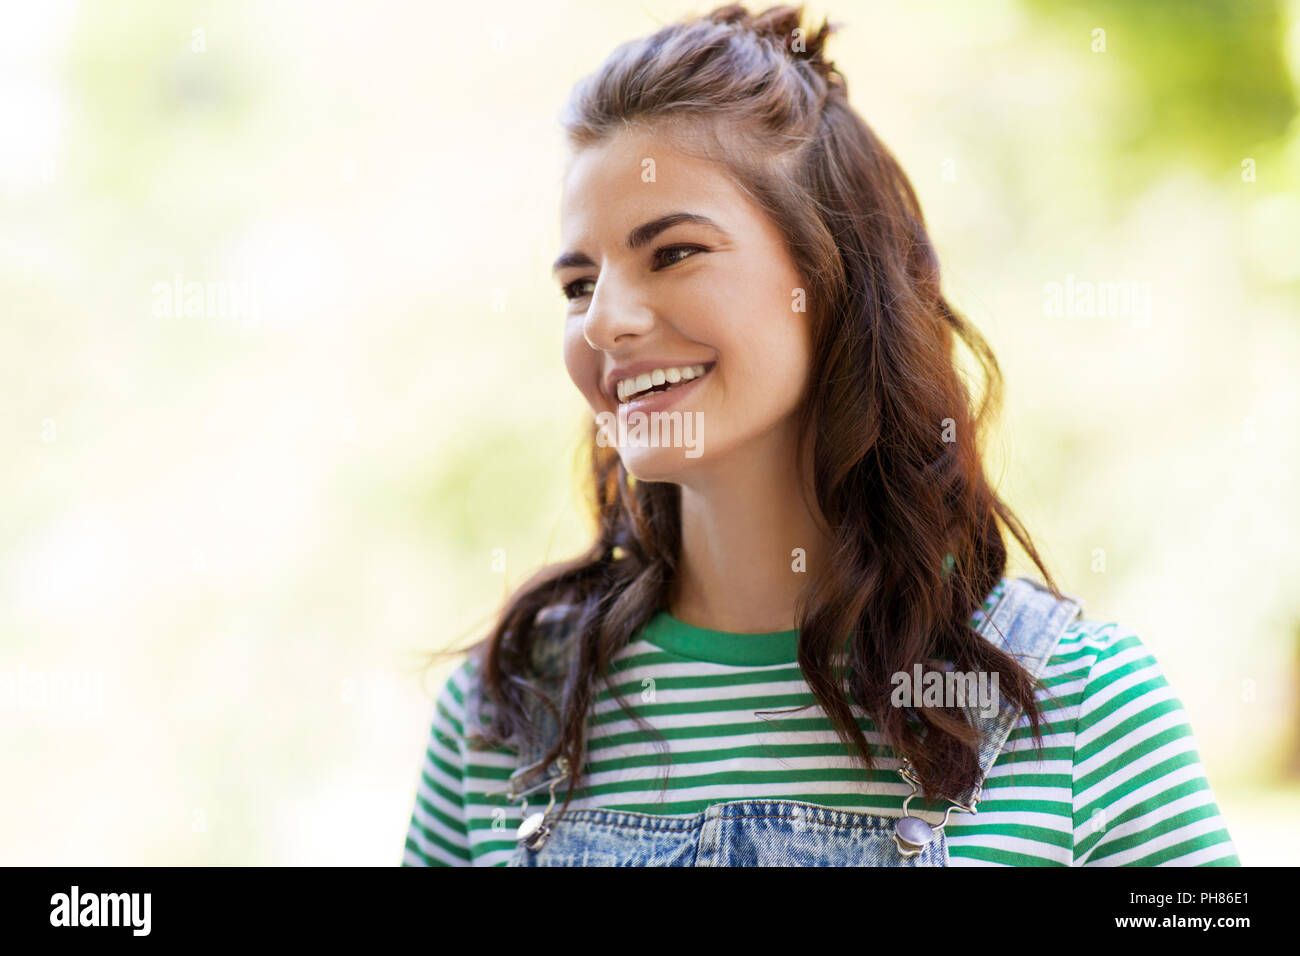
667, 421, 830, 633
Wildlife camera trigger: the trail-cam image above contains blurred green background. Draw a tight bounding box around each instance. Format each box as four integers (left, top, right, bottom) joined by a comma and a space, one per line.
1, 0, 1297, 865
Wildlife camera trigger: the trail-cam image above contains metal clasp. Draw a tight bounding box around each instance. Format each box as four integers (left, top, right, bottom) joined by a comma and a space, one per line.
485, 755, 570, 802
893, 757, 980, 859
486, 756, 571, 852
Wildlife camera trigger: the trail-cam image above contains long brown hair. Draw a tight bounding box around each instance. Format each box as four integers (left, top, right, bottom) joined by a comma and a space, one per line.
428, 2, 1063, 813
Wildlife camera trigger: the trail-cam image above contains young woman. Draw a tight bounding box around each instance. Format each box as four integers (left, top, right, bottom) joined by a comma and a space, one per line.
402, 3, 1240, 867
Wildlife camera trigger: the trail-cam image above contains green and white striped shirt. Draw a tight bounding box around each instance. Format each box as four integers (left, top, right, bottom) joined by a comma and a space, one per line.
403, 580, 1241, 866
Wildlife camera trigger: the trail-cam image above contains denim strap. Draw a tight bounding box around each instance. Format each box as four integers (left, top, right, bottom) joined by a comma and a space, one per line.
952, 575, 1085, 809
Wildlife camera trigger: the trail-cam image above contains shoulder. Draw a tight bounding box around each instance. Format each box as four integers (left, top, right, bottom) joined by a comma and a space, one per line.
1058, 617, 1197, 770
1050, 615, 1168, 693
970, 575, 1086, 671
422, 656, 480, 747
1049, 618, 1241, 865
1043, 615, 1183, 737
433, 602, 580, 739
530, 602, 583, 675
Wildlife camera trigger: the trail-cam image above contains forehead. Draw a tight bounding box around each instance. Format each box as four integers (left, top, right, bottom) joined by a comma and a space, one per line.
559, 127, 749, 241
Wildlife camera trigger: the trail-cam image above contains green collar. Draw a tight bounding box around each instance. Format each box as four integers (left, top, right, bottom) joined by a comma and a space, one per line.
638, 553, 959, 666
639, 611, 800, 666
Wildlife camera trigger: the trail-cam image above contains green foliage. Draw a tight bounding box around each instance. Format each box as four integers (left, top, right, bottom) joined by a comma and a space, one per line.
1022, 0, 1296, 173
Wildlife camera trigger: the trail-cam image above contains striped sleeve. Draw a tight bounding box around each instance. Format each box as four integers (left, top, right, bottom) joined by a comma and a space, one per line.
1070, 624, 1240, 866
402, 660, 474, 866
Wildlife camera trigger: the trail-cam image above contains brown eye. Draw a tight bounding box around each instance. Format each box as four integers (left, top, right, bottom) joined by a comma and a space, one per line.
653, 244, 705, 269
562, 245, 705, 300
562, 278, 595, 301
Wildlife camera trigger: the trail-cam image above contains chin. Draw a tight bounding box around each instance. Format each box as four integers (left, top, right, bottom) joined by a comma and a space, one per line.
617, 446, 705, 483
594, 405, 709, 480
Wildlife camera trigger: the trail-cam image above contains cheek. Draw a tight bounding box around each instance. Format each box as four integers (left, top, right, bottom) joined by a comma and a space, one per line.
758, 282, 812, 401
715, 304, 810, 410
705, 257, 810, 386
562, 320, 600, 401
746, 331, 808, 410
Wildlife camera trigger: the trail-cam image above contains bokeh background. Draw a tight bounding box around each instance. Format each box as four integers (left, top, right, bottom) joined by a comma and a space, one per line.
2, 0, 1297, 865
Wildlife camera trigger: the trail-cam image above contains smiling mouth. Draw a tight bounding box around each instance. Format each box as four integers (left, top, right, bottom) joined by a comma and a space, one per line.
616, 362, 716, 404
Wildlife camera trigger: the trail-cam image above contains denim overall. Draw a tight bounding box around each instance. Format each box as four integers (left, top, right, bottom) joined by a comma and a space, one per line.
500, 576, 1083, 867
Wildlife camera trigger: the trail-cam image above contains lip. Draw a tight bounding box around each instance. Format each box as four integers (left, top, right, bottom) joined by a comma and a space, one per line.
615, 362, 714, 415
604, 360, 717, 404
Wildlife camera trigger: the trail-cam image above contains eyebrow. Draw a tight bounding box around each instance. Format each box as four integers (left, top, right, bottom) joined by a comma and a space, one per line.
551, 212, 729, 274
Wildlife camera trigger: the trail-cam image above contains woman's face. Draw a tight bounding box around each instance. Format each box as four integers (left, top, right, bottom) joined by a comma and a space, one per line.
556, 127, 812, 483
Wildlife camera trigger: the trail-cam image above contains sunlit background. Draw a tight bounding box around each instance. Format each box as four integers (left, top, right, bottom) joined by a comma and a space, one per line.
2, 0, 1297, 865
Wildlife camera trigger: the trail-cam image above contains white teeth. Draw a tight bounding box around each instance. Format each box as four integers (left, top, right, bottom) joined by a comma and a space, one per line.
615, 363, 712, 403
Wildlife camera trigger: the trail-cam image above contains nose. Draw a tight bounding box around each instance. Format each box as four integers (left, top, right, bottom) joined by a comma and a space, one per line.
582, 269, 656, 351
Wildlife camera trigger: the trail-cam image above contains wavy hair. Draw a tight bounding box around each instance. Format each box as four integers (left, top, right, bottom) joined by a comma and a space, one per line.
428, 2, 1064, 815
